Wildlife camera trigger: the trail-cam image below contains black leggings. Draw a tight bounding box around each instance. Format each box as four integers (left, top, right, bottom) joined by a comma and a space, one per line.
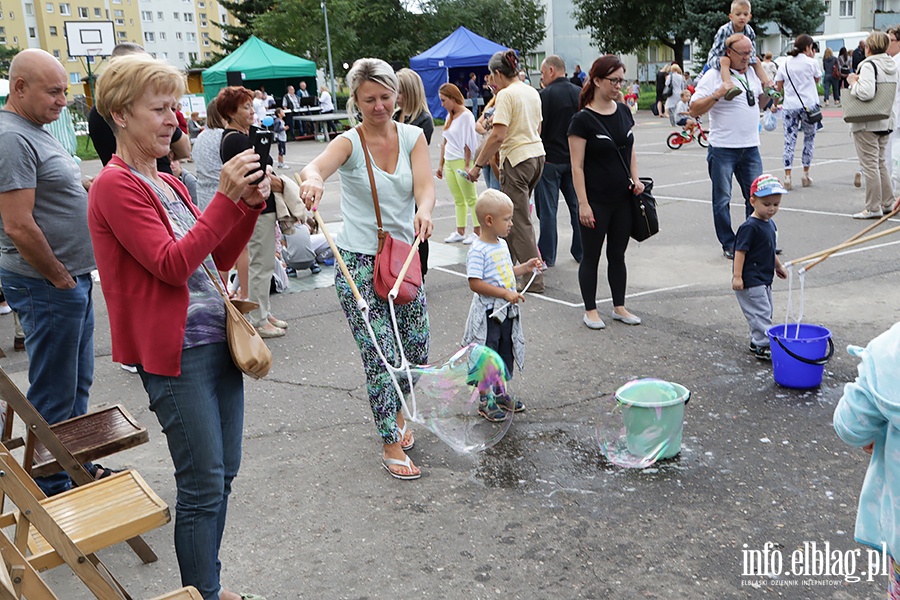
578, 199, 631, 310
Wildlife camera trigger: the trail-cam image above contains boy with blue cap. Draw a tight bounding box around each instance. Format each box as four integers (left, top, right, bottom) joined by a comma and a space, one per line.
732, 174, 789, 360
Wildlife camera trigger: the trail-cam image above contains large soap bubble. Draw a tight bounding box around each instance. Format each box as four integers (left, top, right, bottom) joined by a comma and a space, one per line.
403, 344, 515, 454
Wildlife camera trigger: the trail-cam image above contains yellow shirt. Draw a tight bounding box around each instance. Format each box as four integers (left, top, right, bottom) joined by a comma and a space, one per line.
492, 81, 544, 167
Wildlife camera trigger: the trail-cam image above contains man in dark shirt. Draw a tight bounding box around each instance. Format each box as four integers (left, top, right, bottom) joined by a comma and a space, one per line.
87, 42, 190, 174
534, 55, 583, 267
852, 40, 866, 71
467, 72, 480, 119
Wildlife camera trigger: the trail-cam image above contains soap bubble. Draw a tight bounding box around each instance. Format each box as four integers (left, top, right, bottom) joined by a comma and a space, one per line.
596, 379, 689, 468
402, 344, 515, 454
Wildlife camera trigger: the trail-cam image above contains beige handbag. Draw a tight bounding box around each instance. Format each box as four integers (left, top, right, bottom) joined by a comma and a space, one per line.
203, 265, 273, 379
843, 61, 897, 123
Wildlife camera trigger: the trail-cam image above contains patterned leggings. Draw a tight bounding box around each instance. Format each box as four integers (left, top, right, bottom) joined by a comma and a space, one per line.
782, 108, 818, 169
335, 250, 430, 445
890, 556, 900, 599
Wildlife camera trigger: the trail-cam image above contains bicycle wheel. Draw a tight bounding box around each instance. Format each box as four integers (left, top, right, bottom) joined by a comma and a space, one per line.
697, 130, 709, 148
666, 132, 684, 150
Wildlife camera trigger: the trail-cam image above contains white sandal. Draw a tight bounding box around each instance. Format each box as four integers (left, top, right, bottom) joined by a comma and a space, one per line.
398, 422, 414, 451
382, 455, 421, 480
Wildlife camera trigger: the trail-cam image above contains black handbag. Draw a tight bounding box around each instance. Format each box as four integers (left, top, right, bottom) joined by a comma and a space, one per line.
585, 109, 659, 241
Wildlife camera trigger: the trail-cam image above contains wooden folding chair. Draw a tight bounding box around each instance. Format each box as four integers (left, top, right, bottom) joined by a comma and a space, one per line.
0, 367, 156, 564
0, 443, 171, 599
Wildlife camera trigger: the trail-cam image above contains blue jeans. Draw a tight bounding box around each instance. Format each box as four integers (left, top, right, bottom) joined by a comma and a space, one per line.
534, 161, 583, 265
706, 146, 762, 251
0, 269, 94, 496
482, 165, 501, 191
138, 342, 244, 600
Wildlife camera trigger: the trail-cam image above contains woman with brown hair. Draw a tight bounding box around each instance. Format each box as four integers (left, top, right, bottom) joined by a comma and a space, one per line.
436, 82, 480, 243
569, 55, 645, 330
467, 49, 545, 293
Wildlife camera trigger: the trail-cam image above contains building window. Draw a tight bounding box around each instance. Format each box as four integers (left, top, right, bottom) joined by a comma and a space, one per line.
159, 31, 165, 40
28, 26, 34, 36
201, 31, 208, 38
178, 51, 184, 59
188, 51, 197, 61
141, 9, 151, 20
117, 30, 126, 38
114, 17, 122, 24
67, 53, 75, 61
52, 49, 59, 58
45, 2, 53, 11
876, 0, 884, 9
198, 0, 204, 6
183, 12, 192, 21
161, 51, 167, 59
840, 0, 854, 15
175, 31, 181, 40
185, 31, 195, 41
172, 11, 178, 19
0, 36, 5, 43
93, 7, 99, 16
49, 25, 57, 35
144, 31, 154, 41
69, 72, 80, 84
59, 3, 69, 14
156, 10, 162, 19
77, 6, 87, 16
24, 3, 33, 14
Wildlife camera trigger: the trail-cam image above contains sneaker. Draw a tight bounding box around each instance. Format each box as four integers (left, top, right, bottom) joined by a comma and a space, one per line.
681, 131, 691, 139
119, 364, 138, 374
463, 233, 478, 245
310, 263, 322, 274
0, 304, 10, 315
496, 394, 525, 413
854, 172, 862, 188
444, 232, 466, 243
852, 209, 883, 220
749, 343, 772, 361
478, 396, 508, 422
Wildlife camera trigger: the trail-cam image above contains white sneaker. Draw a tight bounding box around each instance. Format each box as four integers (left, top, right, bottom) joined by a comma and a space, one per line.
444, 232, 466, 243
463, 233, 477, 245
119, 364, 138, 374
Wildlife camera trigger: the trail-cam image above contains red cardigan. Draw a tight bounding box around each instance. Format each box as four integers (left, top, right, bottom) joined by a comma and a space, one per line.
88, 155, 263, 376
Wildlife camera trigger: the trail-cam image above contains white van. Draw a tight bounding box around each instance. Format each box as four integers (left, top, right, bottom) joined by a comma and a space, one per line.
812, 31, 869, 61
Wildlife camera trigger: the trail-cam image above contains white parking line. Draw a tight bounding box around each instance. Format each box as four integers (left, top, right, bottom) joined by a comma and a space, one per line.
430, 266, 696, 309
656, 194, 899, 221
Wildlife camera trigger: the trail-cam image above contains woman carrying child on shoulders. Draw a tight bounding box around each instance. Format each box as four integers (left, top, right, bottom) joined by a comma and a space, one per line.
568, 55, 644, 330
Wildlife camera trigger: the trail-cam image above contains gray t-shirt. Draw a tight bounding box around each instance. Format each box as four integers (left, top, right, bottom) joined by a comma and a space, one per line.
0, 110, 95, 278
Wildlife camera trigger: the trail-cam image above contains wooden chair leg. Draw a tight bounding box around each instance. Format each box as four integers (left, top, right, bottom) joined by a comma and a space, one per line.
0, 532, 58, 600
125, 536, 158, 564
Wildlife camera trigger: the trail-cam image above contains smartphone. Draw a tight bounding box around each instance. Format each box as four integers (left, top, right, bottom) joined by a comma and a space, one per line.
250, 130, 274, 185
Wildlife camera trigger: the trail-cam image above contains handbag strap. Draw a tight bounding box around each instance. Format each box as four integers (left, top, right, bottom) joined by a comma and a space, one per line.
202, 263, 229, 303
584, 108, 634, 188
355, 125, 386, 248
783, 63, 812, 113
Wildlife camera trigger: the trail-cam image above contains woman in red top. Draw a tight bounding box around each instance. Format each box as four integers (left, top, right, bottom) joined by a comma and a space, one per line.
88, 54, 267, 600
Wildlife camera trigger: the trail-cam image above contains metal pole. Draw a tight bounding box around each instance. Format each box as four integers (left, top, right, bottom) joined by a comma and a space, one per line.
321, 0, 336, 99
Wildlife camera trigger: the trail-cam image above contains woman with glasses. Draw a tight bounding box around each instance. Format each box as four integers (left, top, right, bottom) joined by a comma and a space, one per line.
467, 49, 546, 293
568, 55, 645, 330
774, 33, 820, 190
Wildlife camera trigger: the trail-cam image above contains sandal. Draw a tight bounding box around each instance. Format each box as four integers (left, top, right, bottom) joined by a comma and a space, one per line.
382, 455, 421, 480
724, 86, 743, 101
398, 422, 414, 451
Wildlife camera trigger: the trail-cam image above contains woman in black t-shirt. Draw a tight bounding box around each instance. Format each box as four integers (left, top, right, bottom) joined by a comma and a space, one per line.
569, 55, 646, 330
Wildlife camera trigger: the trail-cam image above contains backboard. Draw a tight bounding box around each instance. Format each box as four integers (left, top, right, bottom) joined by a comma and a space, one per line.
64, 21, 116, 58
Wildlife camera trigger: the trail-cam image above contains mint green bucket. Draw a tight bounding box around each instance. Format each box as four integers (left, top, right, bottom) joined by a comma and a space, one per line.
616, 379, 690, 460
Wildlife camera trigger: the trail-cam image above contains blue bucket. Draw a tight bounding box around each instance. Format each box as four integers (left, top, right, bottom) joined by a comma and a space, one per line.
766, 324, 834, 389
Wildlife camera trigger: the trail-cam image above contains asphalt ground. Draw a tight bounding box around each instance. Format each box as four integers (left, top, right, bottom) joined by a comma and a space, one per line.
6, 108, 898, 599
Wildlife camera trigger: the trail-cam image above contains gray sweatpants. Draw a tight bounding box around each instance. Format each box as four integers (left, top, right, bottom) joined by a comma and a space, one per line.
735, 284, 773, 348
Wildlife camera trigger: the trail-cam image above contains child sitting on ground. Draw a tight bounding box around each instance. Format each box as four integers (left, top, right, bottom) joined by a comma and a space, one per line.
674, 89, 697, 138
462, 189, 542, 422
706, 0, 775, 100
732, 174, 788, 360
833, 322, 900, 599
273, 108, 287, 168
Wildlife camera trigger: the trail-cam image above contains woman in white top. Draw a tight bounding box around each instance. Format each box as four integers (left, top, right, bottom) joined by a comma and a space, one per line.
664, 64, 686, 126
437, 83, 480, 243
299, 58, 435, 481
775, 33, 821, 189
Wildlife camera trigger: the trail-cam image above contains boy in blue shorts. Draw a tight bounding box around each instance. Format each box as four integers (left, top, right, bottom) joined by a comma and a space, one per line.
462, 189, 542, 421
732, 174, 788, 360
707, 0, 775, 100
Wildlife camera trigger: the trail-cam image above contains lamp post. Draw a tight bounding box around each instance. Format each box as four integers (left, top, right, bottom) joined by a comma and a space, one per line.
321, 0, 337, 99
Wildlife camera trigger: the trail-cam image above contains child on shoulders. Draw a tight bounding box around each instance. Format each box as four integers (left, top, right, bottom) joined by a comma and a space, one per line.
706, 0, 775, 100
732, 174, 788, 360
462, 189, 542, 422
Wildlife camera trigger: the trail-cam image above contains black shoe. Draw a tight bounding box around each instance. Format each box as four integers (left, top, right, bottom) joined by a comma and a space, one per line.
749, 343, 772, 361
285, 267, 297, 277
775, 248, 783, 255
310, 263, 322, 274
723, 248, 735, 260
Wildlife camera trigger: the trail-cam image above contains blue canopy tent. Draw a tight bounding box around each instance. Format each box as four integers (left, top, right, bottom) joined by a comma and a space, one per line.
410, 27, 508, 119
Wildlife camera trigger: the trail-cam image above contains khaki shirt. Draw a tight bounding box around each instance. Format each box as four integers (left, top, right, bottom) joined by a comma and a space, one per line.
492, 81, 544, 167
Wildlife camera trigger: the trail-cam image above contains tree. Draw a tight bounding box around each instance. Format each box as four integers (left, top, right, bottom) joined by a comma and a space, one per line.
571, 0, 825, 69
0, 46, 21, 78
424, 0, 546, 57
215, 0, 276, 53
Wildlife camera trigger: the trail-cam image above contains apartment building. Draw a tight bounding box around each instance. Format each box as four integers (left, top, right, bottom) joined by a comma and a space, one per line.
0, 0, 234, 97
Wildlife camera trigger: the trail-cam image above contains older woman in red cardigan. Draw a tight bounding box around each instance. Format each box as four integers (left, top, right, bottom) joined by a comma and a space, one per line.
88, 53, 267, 600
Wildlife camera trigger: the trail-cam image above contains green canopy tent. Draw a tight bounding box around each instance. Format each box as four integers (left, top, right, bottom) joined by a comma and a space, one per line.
201, 36, 317, 105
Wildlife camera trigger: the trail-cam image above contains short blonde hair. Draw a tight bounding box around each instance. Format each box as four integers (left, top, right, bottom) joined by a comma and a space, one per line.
95, 54, 185, 129
346, 58, 398, 125
475, 189, 513, 223
731, 0, 751, 12
866, 31, 890, 55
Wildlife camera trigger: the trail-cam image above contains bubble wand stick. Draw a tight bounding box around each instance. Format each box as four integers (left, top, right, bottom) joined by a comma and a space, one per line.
791, 205, 900, 273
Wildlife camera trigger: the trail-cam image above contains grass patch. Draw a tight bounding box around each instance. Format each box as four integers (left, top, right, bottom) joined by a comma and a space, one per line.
76, 135, 98, 162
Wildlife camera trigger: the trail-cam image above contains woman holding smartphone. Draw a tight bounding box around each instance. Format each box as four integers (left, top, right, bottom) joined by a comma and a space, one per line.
217, 86, 288, 338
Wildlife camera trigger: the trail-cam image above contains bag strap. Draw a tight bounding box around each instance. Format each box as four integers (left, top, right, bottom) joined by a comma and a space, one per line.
584, 108, 634, 188
355, 125, 386, 250
783, 63, 812, 113
202, 264, 229, 302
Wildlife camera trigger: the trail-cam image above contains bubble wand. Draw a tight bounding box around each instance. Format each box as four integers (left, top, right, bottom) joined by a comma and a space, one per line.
786, 205, 900, 270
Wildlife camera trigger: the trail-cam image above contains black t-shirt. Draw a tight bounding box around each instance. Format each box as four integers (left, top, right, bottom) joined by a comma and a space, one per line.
539, 77, 581, 164
88, 106, 182, 174
568, 103, 634, 205
395, 111, 434, 145
220, 127, 275, 213
734, 216, 777, 288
